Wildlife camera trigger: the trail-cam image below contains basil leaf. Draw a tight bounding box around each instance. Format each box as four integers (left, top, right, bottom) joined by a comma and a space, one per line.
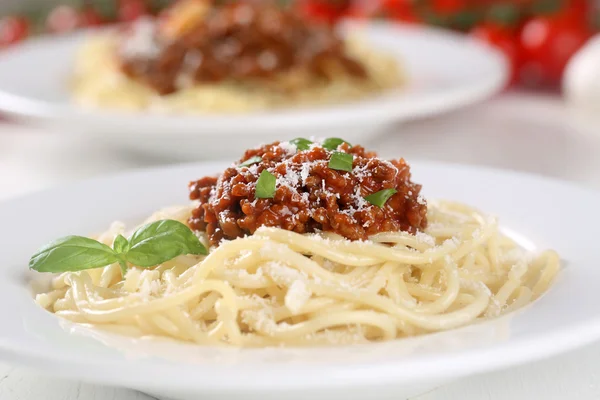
365, 189, 398, 208
113, 234, 130, 276
322, 138, 351, 151
29, 236, 118, 273
290, 138, 313, 151
328, 151, 353, 172
126, 220, 207, 267
255, 170, 276, 199
239, 156, 262, 167
113, 234, 130, 254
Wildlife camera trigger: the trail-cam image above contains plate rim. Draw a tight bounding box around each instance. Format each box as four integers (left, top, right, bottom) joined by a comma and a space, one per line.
0, 21, 508, 133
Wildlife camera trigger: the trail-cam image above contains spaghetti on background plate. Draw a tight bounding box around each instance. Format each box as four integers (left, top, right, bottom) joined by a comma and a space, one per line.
31, 138, 559, 347
72, 0, 401, 114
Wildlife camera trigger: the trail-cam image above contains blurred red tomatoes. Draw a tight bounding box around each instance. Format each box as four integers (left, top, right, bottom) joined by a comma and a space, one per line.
430, 0, 468, 14
344, 0, 386, 19
383, 0, 422, 23
519, 13, 592, 86
467, 1, 594, 88
297, 0, 350, 24
471, 23, 521, 85
46, 3, 107, 33
557, 0, 590, 19
79, 5, 105, 27
313, 0, 598, 89
46, 5, 82, 33
0, 16, 29, 48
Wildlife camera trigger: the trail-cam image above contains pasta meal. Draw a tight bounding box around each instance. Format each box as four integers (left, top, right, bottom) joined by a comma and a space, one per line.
72, 0, 401, 113
31, 138, 560, 347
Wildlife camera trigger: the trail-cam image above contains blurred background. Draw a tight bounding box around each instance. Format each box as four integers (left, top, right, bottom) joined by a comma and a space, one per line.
1, 0, 599, 90
1, 0, 599, 196
0, 0, 598, 181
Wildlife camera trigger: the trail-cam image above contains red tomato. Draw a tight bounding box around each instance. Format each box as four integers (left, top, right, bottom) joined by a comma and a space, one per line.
471, 23, 521, 86
519, 14, 592, 86
118, 0, 150, 22
430, 0, 467, 14
345, 0, 386, 19
547, 0, 590, 21
297, 0, 351, 25
46, 5, 81, 33
80, 6, 105, 27
383, 0, 421, 24
0, 16, 29, 48
298, 3, 338, 24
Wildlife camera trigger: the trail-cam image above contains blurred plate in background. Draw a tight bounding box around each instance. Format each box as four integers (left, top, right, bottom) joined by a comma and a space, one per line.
0, 21, 507, 160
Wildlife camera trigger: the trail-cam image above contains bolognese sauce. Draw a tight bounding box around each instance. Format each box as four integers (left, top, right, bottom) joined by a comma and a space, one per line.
189, 139, 427, 245
118, 2, 368, 95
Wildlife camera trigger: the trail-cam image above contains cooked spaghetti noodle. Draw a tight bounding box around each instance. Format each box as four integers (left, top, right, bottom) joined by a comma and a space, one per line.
35, 201, 559, 347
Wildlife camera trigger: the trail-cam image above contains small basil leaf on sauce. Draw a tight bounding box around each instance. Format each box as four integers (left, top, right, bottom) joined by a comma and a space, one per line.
239, 156, 262, 167
322, 138, 351, 151
113, 234, 130, 254
290, 138, 313, 151
328, 151, 353, 172
29, 236, 118, 273
126, 220, 207, 267
364, 189, 398, 208
255, 170, 277, 199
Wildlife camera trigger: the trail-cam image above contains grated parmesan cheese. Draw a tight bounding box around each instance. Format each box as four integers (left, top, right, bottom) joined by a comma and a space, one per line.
120, 17, 161, 59
285, 280, 312, 313
278, 141, 298, 155
264, 262, 308, 285
300, 162, 312, 186
415, 231, 436, 246
276, 167, 300, 189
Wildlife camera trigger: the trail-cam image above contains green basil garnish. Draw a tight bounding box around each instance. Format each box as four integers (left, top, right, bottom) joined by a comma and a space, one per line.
328, 151, 353, 172
29, 236, 119, 273
113, 234, 130, 254
239, 156, 262, 167
364, 189, 398, 208
112, 234, 131, 274
290, 138, 313, 151
322, 138, 351, 151
255, 170, 276, 199
126, 220, 207, 267
29, 220, 207, 275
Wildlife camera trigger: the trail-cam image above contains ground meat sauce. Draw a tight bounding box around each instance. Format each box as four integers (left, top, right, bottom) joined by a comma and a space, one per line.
118, 2, 368, 95
189, 140, 427, 245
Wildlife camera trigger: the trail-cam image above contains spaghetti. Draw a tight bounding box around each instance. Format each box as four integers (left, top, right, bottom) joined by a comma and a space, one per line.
35, 201, 560, 347
72, 1, 401, 113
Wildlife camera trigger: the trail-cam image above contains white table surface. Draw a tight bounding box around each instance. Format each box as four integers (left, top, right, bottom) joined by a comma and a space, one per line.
1, 92, 599, 399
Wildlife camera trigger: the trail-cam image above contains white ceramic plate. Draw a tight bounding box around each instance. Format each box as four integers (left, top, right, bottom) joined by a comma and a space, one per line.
0, 22, 507, 159
1, 161, 599, 400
